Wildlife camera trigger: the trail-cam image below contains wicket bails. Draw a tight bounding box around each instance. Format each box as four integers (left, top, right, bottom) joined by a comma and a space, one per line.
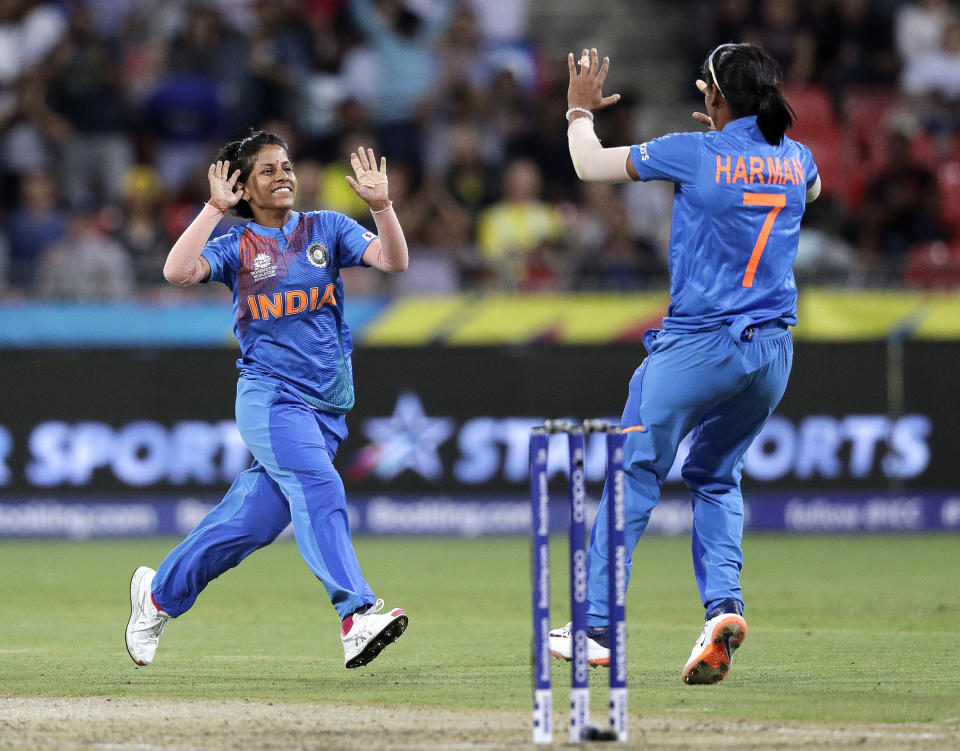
530, 419, 627, 744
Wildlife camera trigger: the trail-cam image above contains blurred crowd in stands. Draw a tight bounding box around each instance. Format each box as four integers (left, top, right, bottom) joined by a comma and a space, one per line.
0, 0, 958, 302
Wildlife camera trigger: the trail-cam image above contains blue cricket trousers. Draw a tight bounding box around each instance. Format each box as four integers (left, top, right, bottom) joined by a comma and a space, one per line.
152, 376, 375, 620
585, 323, 793, 627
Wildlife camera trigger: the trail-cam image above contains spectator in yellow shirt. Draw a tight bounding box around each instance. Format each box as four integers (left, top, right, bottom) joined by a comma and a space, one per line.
477, 158, 563, 287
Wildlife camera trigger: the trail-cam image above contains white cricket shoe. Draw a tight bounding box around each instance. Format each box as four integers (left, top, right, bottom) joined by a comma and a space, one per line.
125, 566, 169, 666
681, 612, 748, 685
341, 599, 408, 669
548, 622, 611, 667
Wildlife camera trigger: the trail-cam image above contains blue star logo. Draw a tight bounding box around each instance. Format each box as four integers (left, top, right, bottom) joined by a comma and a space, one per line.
349, 392, 455, 481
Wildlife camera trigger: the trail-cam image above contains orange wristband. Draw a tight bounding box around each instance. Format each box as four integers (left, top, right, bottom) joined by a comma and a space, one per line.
206, 199, 227, 215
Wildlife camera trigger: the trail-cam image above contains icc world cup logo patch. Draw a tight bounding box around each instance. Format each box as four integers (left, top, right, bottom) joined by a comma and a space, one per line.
307, 242, 329, 268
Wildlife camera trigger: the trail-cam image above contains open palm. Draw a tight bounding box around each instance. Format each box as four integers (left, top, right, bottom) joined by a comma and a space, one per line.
208, 160, 243, 207
345, 147, 389, 209
567, 47, 621, 114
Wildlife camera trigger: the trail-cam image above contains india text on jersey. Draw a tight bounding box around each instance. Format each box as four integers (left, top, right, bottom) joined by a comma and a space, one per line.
246, 284, 337, 320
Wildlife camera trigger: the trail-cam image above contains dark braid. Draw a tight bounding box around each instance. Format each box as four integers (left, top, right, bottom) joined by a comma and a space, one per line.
214, 130, 290, 218
702, 43, 796, 146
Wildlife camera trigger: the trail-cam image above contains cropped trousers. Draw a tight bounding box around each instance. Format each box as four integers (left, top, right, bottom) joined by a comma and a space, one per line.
152, 376, 374, 620
585, 323, 793, 626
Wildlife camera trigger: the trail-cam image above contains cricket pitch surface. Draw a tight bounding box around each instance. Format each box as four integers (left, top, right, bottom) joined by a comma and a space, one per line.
2, 696, 958, 750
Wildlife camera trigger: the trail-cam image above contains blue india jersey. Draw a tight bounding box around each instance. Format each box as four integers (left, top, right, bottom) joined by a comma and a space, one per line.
630, 115, 818, 331
202, 209, 376, 414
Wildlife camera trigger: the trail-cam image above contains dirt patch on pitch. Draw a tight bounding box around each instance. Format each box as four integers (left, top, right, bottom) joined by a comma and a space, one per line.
0, 696, 957, 750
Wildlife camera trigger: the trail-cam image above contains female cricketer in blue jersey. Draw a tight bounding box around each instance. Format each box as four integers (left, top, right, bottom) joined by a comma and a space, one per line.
549, 44, 821, 684
125, 131, 410, 669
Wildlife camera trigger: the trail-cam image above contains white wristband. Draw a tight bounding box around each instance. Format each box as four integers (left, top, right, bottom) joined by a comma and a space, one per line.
565, 107, 594, 122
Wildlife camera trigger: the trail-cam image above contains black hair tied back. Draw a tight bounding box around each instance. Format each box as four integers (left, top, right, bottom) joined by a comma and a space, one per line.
702, 43, 795, 145
756, 83, 795, 147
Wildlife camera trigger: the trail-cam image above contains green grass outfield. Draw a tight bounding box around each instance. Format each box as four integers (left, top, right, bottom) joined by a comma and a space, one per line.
0, 534, 957, 724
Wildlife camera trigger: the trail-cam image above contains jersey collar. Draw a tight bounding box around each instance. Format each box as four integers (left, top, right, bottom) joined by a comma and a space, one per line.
721, 115, 758, 133
246, 210, 301, 237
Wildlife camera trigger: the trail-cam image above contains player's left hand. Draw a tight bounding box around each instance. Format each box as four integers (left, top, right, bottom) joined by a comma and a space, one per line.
345, 146, 390, 211
692, 79, 716, 130
567, 47, 621, 116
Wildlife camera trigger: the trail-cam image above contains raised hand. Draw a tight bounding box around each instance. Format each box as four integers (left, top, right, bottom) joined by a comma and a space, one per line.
208, 160, 243, 207
566, 47, 621, 116
345, 147, 390, 211
692, 79, 716, 131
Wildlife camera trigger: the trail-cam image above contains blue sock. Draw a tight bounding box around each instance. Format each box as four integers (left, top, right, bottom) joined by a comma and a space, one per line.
586, 625, 610, 648
704, 598, 743, 620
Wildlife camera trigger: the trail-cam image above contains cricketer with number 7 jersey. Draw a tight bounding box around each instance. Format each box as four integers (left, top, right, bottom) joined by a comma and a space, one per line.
629, 115, 818, 333
580, 115, 820, 665
562, 42, 819, 688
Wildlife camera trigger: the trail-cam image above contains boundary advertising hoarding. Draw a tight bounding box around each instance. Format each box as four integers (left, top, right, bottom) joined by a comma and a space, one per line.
0, 344, 956, 536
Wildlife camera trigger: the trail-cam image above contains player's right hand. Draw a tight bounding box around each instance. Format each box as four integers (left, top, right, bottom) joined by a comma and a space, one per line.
566, 47, 621, 116
208, 160, 243, 207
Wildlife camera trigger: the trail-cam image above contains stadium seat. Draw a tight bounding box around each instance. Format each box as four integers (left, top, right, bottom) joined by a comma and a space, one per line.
842, 85, 901, 142
782, 85, 839, 140
938, 160, 960, 235
799, 127, 854, 204
782, 86, 856, 204
842, 85, 905, 179
851, 131, 945, 210
910, 132, 940, 171
902, 240, 960, 289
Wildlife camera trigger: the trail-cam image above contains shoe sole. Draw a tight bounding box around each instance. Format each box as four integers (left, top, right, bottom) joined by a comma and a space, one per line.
549, 648, 610, 667
345, 614, 409, 669
125, 566, 150, 667
548, 636, 610, 667
681, 615, 748, 685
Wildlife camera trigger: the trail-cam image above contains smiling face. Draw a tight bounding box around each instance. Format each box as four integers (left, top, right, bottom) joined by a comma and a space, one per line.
240, 145, 297, 222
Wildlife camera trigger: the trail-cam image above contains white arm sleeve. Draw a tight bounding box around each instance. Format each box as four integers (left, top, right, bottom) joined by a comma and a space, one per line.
567, 117, 631, 183
805, 175, 821, 203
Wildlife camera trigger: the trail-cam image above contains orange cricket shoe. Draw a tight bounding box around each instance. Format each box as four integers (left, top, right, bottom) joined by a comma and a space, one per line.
681, 612, 748, 685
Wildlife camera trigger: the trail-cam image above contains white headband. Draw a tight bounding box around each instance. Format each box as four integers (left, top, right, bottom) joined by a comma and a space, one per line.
707, 43, 739, 99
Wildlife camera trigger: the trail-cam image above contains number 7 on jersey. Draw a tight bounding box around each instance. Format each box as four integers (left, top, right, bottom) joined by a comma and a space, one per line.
741, 192, 786, 288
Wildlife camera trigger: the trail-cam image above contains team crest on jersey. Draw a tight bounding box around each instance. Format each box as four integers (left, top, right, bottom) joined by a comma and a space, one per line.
251, 253, 277, 281
307, 242, 329, 268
